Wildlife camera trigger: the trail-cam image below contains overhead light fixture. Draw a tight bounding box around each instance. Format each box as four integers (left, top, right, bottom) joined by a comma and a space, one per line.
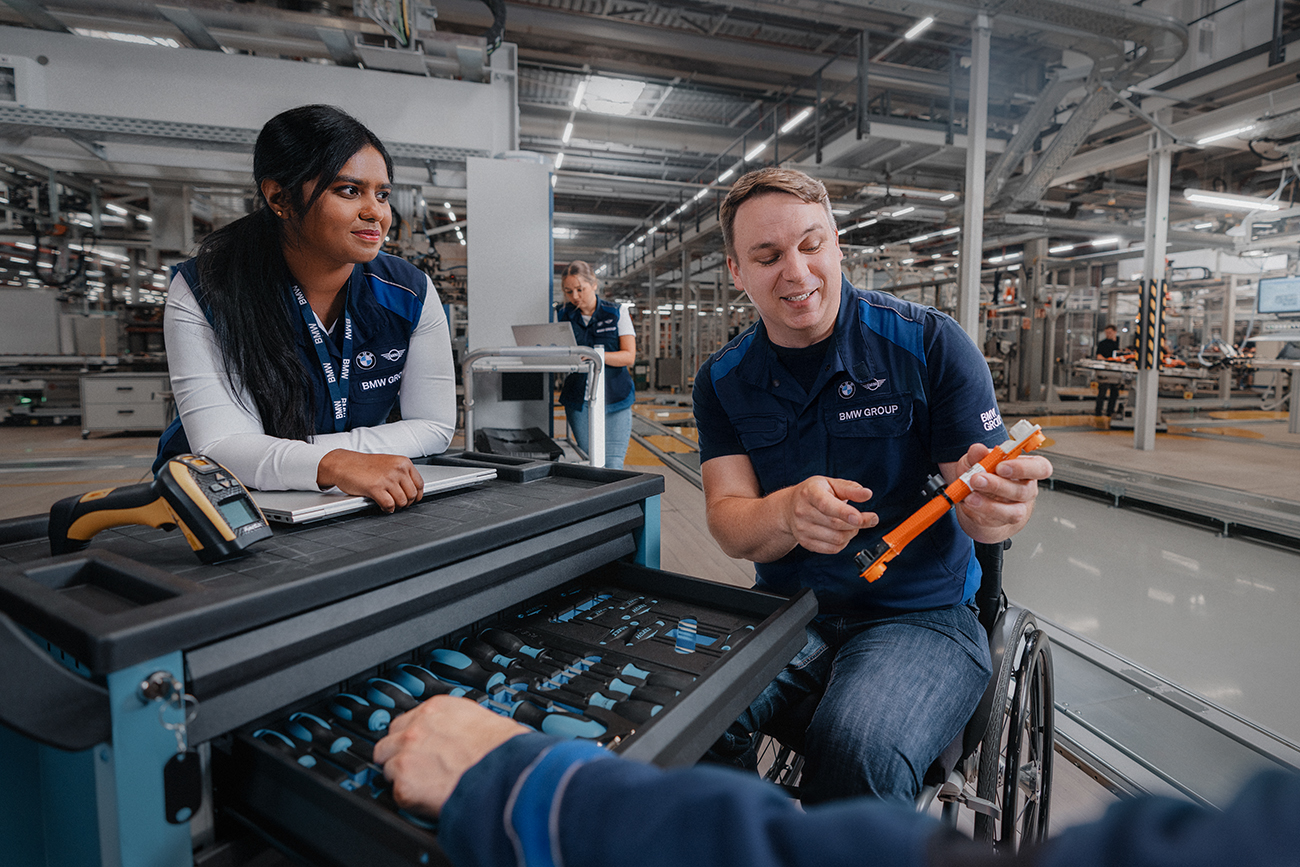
1193, 222, 1214, 229
554, 152, 565, 170
717, 166, 738, 183
693, 188, 709, 202
837, 217, 878, 236
571, 77, 588, 109
1092, 237, 1120, 246
105, 203, 128, 215
1184, 188, 1281, 211
939, 193, 957, 202
138, 214, 153, 223
1049, 243, 1075, 254
562, 122, 573, 144
780, 108, 813, 134
1195, 125, 1255, 146
891, 206, 915, 217
905, 16, 935, 40
745, 142, 768, 161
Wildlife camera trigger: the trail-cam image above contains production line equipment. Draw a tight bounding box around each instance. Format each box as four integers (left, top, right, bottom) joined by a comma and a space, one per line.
0, 454, 815, 867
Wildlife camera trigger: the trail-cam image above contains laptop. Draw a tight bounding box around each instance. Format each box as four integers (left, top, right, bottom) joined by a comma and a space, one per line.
512, 323, 578, 348
252, 464, 496, 525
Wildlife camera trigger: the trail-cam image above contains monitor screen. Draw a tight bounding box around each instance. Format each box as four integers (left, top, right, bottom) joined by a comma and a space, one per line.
1257, 276, 1300, 316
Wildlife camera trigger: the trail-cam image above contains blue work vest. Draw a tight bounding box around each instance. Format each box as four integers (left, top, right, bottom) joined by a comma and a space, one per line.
557, 297, 635, 409
154, 253, 427, 470
695, 276, 1007, 615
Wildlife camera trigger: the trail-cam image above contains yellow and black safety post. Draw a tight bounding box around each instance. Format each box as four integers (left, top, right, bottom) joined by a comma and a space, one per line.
1136, 278, 1164, 371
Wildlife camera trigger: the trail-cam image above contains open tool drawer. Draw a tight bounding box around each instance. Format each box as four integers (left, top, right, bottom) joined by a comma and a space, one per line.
216, 563, 815, 867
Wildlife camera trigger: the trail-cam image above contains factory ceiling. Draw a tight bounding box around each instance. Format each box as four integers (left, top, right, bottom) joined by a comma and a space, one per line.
2, 0, 1299, 302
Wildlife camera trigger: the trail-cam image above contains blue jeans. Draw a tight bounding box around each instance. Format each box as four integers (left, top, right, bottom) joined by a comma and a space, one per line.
567, 400, 633, 470
712, 602, 991, 805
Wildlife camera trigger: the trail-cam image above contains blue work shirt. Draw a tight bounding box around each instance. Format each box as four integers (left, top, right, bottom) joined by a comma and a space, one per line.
155, 252, 427, 469
557, 297, 635, 411
693, 276, 1007, 615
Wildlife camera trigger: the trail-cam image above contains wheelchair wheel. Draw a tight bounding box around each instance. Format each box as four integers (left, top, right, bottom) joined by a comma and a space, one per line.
757, 734, 805, 791
973, 609, 1054, 851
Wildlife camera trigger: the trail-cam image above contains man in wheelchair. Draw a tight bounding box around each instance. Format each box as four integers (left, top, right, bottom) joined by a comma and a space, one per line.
690, 168, 1053, 804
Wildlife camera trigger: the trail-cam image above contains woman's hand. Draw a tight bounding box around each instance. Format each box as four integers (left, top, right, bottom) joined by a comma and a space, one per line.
316, 449, 424, 512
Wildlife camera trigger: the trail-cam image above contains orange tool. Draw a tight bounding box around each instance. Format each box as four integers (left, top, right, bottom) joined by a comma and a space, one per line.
854, 419, 1046, 583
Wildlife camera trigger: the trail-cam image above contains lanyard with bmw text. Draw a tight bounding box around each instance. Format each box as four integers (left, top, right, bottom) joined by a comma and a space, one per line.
291, 285, 352, 433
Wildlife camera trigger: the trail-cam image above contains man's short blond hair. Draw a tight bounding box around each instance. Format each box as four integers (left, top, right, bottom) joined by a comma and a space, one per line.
720, 168, 836, 259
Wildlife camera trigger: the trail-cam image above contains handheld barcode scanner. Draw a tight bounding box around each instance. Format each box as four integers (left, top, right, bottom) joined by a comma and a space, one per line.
855, 420, 1047, 583
48, 454, 273, 564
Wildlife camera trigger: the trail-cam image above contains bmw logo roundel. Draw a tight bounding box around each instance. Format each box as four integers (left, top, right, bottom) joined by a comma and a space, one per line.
838, 380, 856, 399
356, 350, 376, 370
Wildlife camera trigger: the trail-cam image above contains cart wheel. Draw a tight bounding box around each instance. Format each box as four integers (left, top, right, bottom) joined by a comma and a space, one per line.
975, 614, 1054, 851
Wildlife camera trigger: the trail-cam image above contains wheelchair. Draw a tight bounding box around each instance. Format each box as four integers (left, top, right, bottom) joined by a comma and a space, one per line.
755, 540, 1055, 853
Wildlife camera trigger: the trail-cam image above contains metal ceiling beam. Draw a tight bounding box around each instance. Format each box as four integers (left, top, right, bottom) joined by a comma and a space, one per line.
1, 0, 67, 31
156, 5, 222, 51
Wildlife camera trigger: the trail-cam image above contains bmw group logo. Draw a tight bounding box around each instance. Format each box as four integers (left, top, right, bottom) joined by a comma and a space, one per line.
356, 350, 376, 370
838, 380, 856, 399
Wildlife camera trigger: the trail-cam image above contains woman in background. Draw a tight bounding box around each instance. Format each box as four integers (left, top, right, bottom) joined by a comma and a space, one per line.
157, 104, 455, 511
556, 261, 636, 469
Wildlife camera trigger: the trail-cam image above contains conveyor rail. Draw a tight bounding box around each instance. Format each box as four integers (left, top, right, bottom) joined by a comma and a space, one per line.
1045, 452, 1300, 542
1041, 617, 1300, 807
631, 414, 702, 489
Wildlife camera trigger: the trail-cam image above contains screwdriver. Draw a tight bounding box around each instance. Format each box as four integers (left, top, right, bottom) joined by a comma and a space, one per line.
327, 693, 392, 736
480, 628, 588, 668
562, 673, 677, 707
366, 677, 421, 713
286, 712, 376, 776
541, 685, 663, 725
393, 664, 484, 702
426, 648, 509, 693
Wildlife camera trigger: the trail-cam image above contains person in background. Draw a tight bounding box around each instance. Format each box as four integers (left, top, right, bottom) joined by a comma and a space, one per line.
1094, 324, 1121, 418
374, 695, 1300, 867
557, 260, 637, 469
157, 104, 456, 510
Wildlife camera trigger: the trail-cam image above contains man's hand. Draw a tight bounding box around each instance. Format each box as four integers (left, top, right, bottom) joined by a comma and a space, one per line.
702, 455, 877, 562
374, 696, 528, 817
779, 476, 877, 555
317, 449, 424, 512
941, 444, 1053, 543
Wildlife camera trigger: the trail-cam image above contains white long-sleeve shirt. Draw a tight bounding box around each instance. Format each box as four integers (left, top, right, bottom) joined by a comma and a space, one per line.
164, 270, 456, 491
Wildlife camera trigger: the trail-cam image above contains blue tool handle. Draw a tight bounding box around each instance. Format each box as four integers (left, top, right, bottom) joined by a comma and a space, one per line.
328, 694, 391, 733
511, 700, 607, 740
395, 664, 468, 699
480, 627, 545, 658
287, 712, 352, 754
428, 649, 507, 692
366, 678, 419, 712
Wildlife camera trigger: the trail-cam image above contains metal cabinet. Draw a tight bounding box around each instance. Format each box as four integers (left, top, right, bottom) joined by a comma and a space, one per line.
79, 372, 171, 437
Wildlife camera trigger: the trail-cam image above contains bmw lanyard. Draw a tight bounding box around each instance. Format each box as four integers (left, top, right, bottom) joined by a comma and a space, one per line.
291, 285, 352, 433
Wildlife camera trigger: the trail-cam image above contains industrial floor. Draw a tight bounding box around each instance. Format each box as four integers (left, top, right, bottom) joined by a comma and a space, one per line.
4, 407, 1299, 835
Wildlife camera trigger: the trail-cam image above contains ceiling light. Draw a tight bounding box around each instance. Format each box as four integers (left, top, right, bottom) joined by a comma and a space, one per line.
745, 142, 768, 161
138, 215, 153, 223
939, 193, 957, 202
1193, 222, 1214, 229
905, 16, 935, 40
891, 206, 915, 217
1195, 125, 1255, 146
1049, 244, 1075, 254
1092, 237, 1120, 246
1183, 188, 1281, 211
105, 203, 128, 215
554, 152, 565, 170
571, 77, 588, 109
837, 217, 878, 236
717, 167, 737, 183
780, 108, 813, 134
562, 122, 573, 144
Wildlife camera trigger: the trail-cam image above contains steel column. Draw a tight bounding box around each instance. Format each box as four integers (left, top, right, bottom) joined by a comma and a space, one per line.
1136, 126, 1171, 451
956, 14, 991, 341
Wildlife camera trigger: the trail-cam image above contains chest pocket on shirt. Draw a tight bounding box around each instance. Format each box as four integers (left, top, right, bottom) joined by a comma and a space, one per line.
825, 393, 912, 438
731, 414, 793, 492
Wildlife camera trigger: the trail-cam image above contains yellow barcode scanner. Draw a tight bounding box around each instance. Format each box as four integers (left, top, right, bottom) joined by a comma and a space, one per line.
48, 454, 273, 564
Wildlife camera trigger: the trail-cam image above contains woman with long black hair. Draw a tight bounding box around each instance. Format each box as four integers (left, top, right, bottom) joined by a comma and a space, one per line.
156, 104, 455, 511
